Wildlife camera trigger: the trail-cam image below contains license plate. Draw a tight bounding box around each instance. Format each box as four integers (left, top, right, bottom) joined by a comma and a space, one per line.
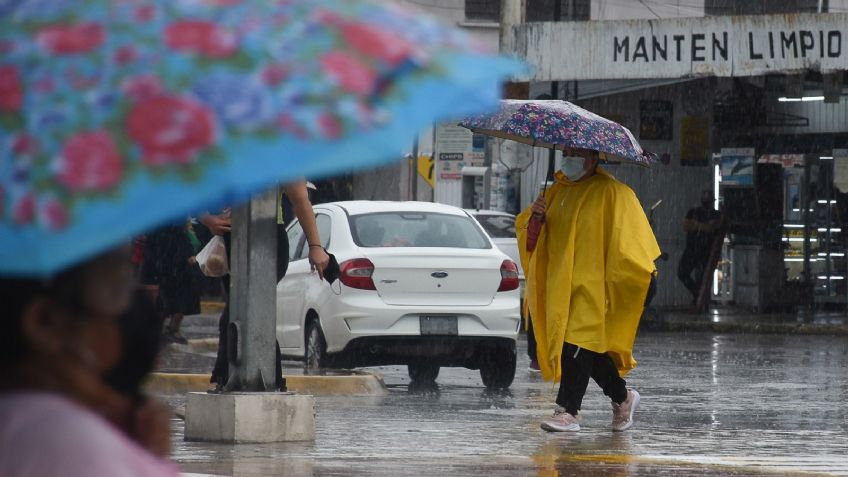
420, 316, 458, 335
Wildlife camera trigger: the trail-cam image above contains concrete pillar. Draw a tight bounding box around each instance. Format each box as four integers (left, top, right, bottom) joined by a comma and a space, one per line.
226, 190, 278, 392
185, 392, 315, 443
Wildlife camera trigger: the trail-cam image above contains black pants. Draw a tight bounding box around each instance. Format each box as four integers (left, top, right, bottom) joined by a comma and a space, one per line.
211, 284, 285, 390
678, 249, 709, 302
526, 317, 537, 361
556, 343, 627, 416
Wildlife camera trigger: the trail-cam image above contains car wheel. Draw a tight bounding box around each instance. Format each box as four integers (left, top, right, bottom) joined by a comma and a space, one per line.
408, 362, 440, 382
479, 347, 517, 389
305, 319, 327, 372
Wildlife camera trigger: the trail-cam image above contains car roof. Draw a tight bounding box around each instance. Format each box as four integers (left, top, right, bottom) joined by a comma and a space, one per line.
464, 209, 516, 217
322, 201, 470, 217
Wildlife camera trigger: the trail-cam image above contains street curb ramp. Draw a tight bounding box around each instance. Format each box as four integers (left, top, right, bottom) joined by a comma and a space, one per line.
146, 372, 388, 396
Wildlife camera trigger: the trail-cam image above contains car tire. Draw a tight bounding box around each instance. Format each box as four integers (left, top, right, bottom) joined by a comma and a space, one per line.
305, 319, 327, 372
479, 347, 517, 389
408, 362, 440, 382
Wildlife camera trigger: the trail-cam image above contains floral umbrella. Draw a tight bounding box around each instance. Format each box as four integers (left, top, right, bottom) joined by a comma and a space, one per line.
459, 100, 656, 165
0, 0, 522, 276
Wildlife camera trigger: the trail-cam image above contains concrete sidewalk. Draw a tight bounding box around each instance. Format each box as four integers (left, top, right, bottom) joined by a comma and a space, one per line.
643, 306, 848, 335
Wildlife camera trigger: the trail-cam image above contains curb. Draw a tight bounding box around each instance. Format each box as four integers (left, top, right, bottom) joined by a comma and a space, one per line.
146, 372, 387, 397
200, 301, 225, 314
642, 320, 848, 336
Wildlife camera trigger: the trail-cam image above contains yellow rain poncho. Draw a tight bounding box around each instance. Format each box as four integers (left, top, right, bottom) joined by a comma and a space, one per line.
517, 168, 660, 382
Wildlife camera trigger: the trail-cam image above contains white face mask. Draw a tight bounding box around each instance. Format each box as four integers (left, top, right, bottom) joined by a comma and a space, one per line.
561, 156, 587, 182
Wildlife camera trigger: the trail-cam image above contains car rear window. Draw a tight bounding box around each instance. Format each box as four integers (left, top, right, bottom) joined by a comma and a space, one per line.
474, 214, 516, 239
350, 212, 491, 249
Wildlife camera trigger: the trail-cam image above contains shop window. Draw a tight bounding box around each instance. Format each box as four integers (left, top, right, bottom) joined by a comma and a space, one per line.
465, 0, 590, 23
705, 0, 827, 15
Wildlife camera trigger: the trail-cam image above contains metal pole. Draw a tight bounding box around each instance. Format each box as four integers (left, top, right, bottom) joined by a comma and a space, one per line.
411, 135, 419, 201
226, 190, 279, 391
818, 0, 824, 13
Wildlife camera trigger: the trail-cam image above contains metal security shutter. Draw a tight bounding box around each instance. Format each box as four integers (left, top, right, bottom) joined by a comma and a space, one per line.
465, 0, 499, 21
705, 0, 827, 15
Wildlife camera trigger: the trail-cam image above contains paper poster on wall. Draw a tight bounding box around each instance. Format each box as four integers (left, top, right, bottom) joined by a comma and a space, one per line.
720, 148, 755, 185
435, 124, 472, 181
680, 117, 710, 166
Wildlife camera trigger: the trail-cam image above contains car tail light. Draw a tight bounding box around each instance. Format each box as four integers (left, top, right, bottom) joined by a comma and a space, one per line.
498, 260, 520, 292
340, 258, 376, 290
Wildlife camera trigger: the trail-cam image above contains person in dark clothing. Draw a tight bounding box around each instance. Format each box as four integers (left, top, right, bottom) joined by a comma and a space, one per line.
205, 181, 329, 393
677, 190, 721, 304
142, 221, 201, 344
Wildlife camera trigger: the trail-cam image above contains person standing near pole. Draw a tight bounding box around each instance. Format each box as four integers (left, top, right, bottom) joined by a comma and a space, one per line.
205, 180, 329, 393
677, 190, 721, 306
517, 148, 660, 432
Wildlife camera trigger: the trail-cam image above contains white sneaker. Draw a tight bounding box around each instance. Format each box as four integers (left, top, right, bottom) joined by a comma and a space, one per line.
611, 389, 640, 432
541, 406, 580, 432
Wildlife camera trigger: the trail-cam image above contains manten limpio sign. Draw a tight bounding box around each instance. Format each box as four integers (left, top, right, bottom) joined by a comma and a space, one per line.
516, 13, 848, 81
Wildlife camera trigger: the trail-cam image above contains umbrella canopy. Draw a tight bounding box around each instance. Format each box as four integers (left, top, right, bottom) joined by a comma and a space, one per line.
459, 100, 656, 165
0, 0, 522, 276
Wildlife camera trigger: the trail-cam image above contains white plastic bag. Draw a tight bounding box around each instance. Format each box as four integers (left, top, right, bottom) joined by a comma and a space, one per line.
197, 235, 229, 277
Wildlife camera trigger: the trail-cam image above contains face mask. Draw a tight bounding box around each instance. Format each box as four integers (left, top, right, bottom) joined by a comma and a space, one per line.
561, 156, 587, 182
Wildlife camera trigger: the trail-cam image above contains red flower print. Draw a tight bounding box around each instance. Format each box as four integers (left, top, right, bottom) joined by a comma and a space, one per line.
341, 22, 414, 66
13, 192, 35, 225
127, 96, 215, 166
36, 23, 105, 55
33, 76, 55, 94
114, 45, 138, 65
58, 131, 123, 193
276, 114, 308, 139
262, 64, 289, 86
120, 75, 163, 102
318, 113, 342, 139
320, 52, 377, 95
0, 65, 23, 112
134, 5, 156, 22
12, 134, 38, 156
165, 21, 238, 58
41, 198, 69, 231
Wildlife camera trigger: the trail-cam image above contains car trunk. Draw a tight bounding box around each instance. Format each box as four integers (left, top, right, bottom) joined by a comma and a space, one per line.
365, 248, 503, 306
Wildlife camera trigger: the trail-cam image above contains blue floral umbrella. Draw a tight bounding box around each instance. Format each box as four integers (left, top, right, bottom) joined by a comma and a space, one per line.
0, 0, 522, 276
459, 100, 656, 165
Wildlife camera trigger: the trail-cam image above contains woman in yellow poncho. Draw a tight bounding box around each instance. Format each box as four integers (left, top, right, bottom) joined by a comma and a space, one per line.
517, 148, 660, 433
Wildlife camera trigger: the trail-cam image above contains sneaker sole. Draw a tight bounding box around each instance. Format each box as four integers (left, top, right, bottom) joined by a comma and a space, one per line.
613, 390, 640, 432
541, 421, 581, 432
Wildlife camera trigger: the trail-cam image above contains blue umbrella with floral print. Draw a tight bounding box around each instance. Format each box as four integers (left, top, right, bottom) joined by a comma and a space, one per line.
0, 0, 523, 276
459, 100, 656, 165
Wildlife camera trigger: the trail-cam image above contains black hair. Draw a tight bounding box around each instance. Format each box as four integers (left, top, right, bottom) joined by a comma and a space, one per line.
0, 269, 87, 368
103, 288, 164, 399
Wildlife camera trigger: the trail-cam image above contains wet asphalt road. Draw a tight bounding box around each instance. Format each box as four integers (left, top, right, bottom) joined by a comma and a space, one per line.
166, 330, 848, 477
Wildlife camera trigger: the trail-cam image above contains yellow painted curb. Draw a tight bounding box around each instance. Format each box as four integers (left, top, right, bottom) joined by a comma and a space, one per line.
147, 373, 211, 395
200, 301, 225, 314
146, 372, 387, 396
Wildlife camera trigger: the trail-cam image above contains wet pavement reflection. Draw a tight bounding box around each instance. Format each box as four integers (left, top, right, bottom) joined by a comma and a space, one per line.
168, 331, 848, 476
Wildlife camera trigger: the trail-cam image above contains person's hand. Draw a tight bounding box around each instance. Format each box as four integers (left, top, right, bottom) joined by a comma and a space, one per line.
308, 245, 330, 281
130, 398, 172, 458
187, 256, 197, 265
531, 196, 546, 218
200, 214, 231, 236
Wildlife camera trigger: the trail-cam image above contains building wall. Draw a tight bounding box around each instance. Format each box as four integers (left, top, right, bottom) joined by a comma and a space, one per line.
593, 0, 704, 19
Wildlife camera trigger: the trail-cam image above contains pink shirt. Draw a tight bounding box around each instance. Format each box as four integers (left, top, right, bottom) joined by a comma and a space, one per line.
0, 392, 179, 477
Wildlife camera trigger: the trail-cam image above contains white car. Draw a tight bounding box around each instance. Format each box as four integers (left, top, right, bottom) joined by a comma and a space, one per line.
465, 210, 524, 299
277, 201, 521, 388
